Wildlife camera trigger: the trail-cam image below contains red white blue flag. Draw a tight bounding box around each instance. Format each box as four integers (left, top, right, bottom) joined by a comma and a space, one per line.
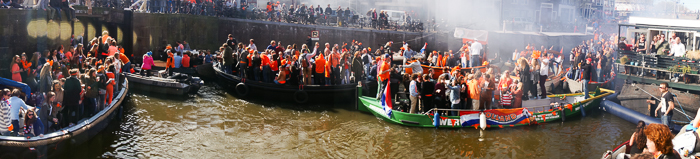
381, 82, 393, 117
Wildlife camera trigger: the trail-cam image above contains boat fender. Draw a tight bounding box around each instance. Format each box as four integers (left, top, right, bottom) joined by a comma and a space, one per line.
434, 112, 440, 128
560, 107, 566, 122
293, 90, 309, 104
236, 83, 249, 96
479, 112, 487, 130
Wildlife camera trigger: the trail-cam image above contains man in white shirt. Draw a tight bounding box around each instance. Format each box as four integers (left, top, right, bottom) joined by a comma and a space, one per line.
670, 37, 685, 57
539, 55, 550, 98
248, 39, 257, 52
470, 39, 483, 67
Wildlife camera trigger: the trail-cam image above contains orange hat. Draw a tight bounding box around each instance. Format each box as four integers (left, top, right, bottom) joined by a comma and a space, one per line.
483, 61, 489, 66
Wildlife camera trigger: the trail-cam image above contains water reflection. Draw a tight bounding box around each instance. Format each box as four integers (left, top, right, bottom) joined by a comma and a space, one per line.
62, 83, 635, 158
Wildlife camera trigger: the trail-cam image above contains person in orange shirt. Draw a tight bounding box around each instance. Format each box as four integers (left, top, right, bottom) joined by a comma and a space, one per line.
329, 47, 341, 85
182, 52, 190, 68
376, 54, 391, 99
105, 65, 116, 105
165, 50, 175, 76
115, 53, 131, 73
467, 74, 481, 110
261, 51, 272, 83
314, 53, 326, 85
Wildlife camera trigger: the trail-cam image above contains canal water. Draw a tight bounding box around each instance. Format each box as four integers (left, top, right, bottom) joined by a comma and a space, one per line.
63, 83, 635, 158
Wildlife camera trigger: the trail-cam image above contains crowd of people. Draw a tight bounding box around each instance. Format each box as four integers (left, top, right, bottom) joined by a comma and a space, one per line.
4, 30, 131, 138
212, 30, 622, 115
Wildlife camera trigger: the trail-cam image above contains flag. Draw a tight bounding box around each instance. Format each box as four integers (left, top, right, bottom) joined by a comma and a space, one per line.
420, 42, 427, 54
380, 82, 392, 117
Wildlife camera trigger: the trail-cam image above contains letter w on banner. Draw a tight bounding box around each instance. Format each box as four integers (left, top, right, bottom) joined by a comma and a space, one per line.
380, 82, 392, 117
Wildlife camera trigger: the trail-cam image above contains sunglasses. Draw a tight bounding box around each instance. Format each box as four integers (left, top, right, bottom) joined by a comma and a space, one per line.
659, 87, 667, 89
27, 114, 34, 116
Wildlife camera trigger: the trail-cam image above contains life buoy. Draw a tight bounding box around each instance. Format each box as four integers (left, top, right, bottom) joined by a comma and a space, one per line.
236, 83, 249, 96
293, 90, 309, 103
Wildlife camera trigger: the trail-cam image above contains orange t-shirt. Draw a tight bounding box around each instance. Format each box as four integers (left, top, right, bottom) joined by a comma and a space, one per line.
468, 79, 481, 99
315, 54, 326, 73
270, 60, 279, 71
166, 53, 175, 68
182, 54, 190, 68
378, 62, 390, 81
118, 53, 130, 63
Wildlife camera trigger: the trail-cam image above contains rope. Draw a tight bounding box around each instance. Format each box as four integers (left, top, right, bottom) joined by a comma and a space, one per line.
631, 84, 693, 122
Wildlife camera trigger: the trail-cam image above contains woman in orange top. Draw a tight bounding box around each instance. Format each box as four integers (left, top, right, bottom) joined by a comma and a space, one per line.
11, 55, 22, 82
105, 65, 116, 105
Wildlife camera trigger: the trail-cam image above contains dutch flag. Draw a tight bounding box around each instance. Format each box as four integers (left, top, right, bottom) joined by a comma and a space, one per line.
380, 82, 393, 118
420, 42, 427, 54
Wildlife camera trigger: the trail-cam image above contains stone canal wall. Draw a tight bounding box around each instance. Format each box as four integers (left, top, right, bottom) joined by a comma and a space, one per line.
0, 9, 591, 77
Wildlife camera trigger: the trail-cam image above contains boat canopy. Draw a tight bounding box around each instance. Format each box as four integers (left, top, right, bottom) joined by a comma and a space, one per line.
0, 77, 31, 100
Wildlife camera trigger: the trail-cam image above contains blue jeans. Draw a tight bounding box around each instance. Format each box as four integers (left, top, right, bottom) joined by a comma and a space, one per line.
661, 114, 673, 128
262, 65, 271, 83
470, 55, 480, 67
253, 67, 261, 81
122, 62, 132, 73
582, 79, 589, 99
239, 65, 247, 78
596, 68, 602, 82
450, 103, 460, 116
11, 120, 19, 134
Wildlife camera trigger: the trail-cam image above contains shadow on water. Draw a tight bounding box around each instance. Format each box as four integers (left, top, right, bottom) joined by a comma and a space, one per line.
210, 80, 354, 113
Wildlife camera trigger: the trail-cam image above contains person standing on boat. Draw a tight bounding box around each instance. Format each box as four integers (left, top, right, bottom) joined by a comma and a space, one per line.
314, 51, 326, 85
63, 69, 81, 127
182, 51, 191, 68
376, 55, 391, 99
421, 74, 435, 113
446, 77, 463, 116
141, 52, 154, 77
248, 39, 258, 53
408, 74, 421, 114
539, 54, 550, 99
226, 34, 237, 50
467, 74, 481, 110
237, 43, 248, 78
578, 58, 592, 99
166, 50, 175, 76
115, 53, 131, 74
650, 83, 675, 128
0, 89, 11, 136
251, 51, 262, 81
261, 51, 272, 83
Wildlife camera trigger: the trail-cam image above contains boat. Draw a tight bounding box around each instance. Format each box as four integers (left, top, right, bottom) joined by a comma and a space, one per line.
600, 140, 630, 159
124, 72, 203, 95
356, 85, 615, 129
195, 63, 215, 78
213, 63, 357, 104
0, 77, 129, 158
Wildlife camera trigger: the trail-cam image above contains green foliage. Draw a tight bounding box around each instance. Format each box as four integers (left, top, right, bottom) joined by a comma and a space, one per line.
619, 55, 629, 64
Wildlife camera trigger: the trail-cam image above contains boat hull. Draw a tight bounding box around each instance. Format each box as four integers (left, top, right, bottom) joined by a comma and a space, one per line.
357, 88, 614, 129
213, 64, 357, 104
125, 73, 201, 95
0, 78, 129, 158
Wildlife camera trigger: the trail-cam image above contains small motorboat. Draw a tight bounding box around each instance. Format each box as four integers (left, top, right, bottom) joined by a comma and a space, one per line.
125, 71, 203, 95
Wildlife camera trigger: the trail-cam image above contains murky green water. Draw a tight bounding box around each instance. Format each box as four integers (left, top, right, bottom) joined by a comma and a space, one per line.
63, 83, 635, 159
